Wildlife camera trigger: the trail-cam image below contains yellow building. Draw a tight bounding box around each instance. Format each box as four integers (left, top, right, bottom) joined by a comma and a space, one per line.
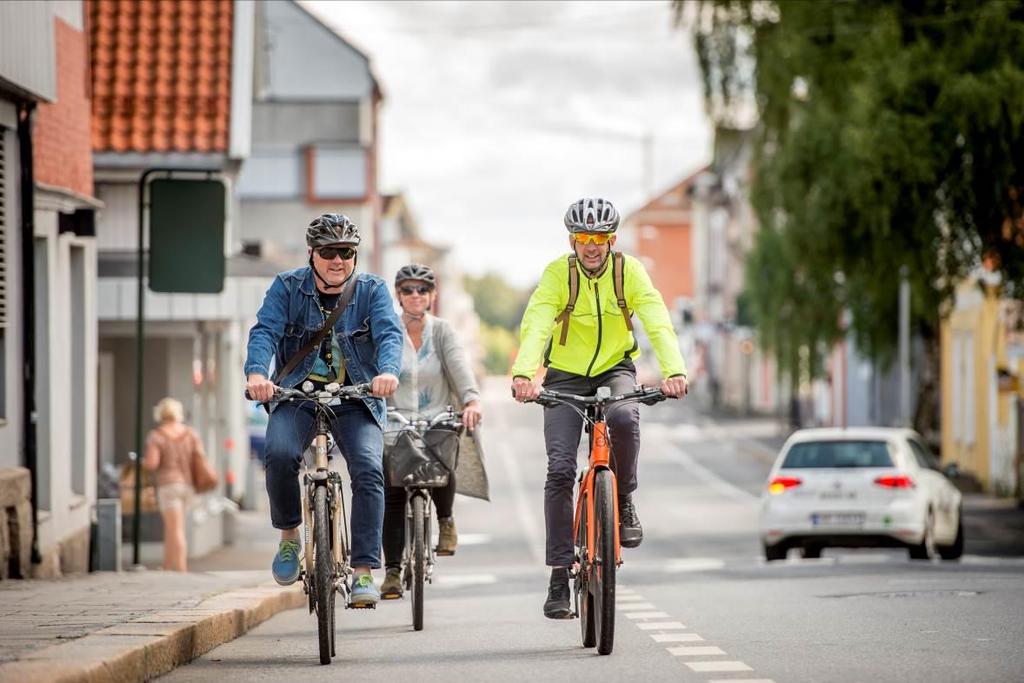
941, 273, 1023, 495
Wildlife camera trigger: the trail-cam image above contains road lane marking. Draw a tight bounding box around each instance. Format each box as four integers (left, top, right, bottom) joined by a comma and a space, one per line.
651, 633, 704, 642
617, 602, 657, 611
616, 594, 646, 601
664, 557, 726, 572
708, 680, 775, 683
625, 611, 670, 619
669, 448, 757, 501
636, 621, 687, 630
668, 646, 726, 656
455, 533, 492, 546
687, 661, 754, 672
492, 426, 546, 565
433, 573, 498, 587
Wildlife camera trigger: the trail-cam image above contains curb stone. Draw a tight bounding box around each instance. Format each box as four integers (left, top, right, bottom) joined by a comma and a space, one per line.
0, 581, 304, 683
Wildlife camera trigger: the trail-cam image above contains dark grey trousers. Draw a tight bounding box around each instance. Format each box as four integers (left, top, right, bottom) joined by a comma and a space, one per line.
542, 361, 640, 567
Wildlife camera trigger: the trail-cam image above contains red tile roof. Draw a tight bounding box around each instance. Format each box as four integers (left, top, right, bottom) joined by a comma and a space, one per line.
89, 0, 233, 153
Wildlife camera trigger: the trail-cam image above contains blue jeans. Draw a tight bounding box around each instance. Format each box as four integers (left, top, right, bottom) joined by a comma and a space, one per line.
264, 400, 384, 569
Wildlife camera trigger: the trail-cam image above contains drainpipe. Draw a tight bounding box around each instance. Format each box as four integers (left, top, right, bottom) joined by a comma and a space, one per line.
17, 102, 42, 567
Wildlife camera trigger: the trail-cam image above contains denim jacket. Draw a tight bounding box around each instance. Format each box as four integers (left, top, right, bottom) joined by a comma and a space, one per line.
244, 267, 404, 429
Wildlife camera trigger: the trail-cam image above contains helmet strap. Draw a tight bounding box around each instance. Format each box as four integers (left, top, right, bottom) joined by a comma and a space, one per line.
309, 251, 358, 293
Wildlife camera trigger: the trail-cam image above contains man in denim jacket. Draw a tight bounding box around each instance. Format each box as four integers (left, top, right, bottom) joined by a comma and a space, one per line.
245, 214, 403, 606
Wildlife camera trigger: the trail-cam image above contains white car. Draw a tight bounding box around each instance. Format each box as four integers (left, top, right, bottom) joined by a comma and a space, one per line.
759, 428, 964, 561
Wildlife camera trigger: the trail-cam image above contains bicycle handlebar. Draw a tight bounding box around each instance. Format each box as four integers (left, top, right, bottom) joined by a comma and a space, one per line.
387, 406, 463, 430
525, 385, 674, 408
245, 381, 373, 404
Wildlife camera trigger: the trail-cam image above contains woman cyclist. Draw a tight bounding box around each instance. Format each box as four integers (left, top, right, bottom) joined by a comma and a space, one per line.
380, 264, 485, 599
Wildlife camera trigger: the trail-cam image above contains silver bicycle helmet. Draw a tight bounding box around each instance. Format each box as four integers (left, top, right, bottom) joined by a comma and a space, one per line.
394, 263, 436, 288
564, 197, 619, 233
306, 213, 361, 247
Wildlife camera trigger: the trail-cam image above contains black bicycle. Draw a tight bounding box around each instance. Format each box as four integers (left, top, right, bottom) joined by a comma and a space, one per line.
248, 381, 372, 665
385, 406, 463, 631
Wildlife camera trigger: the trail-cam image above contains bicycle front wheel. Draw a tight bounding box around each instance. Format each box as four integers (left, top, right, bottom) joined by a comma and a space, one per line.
313, 485, 334, 665
411, 495, 426, 631
576, 486, 596, 648
593, 469, 617, 655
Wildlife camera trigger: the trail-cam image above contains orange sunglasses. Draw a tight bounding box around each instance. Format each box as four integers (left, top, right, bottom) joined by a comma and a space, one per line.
573, 232, 614, 245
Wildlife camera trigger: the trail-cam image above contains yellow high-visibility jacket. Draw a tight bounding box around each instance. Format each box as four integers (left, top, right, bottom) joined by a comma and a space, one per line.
511, 252, 687, 380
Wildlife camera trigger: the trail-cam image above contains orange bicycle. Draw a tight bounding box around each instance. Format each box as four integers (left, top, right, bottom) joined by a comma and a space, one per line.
527, 384, 669, 655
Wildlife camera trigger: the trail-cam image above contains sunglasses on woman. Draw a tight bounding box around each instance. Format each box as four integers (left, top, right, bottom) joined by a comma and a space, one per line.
399, 285, 433, 296
316, 246, 356, 261
573, 232, 613, 245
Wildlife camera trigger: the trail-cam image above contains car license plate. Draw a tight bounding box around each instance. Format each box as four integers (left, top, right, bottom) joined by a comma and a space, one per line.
810, 512, 865, 527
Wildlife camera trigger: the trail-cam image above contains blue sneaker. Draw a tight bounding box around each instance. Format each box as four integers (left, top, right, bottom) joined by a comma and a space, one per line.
349, 573, 380, 607
272, 539, 301, 586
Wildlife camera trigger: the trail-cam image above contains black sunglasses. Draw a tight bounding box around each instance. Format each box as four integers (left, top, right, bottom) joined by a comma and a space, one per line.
399, 285, 433, 296
316, 246, 356, 261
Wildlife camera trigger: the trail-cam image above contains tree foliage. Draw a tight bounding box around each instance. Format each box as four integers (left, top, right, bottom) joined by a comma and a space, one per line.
682, 0, 1024, 373
463, 273, 531, 331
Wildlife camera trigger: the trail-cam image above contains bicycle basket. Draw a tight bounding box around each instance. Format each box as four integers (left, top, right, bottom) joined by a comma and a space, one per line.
385, 430, 450, 488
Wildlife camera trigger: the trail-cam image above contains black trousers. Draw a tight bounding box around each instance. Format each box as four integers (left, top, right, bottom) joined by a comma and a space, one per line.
542, 360, 640, 567
382, 476, 456, 570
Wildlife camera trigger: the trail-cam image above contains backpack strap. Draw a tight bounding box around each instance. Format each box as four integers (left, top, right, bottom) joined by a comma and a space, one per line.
612, 252, 633, 332
553, 254, 580, 346
272, 275, 357, 384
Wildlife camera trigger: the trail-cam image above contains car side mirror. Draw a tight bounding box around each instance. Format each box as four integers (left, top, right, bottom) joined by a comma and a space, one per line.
942, 462, 960, 479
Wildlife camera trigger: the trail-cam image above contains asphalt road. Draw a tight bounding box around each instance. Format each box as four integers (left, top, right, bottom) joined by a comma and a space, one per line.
166, 380, 1024, 683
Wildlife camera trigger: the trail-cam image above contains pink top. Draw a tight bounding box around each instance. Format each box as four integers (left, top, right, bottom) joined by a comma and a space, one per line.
144, 425, 203, 488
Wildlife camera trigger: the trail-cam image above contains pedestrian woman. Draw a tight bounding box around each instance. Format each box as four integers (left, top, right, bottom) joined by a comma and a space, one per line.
380, 264, 488, 599
143, 397, 202, 571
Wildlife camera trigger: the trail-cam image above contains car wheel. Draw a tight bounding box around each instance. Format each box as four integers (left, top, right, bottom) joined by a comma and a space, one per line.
801, 545, 822, 559
937, 508, 964, 560
909, 510, 935, 560
764, 543, 787, 561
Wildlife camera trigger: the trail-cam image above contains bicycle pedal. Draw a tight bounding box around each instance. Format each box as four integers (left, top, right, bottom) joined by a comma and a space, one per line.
347, 602, 377, 610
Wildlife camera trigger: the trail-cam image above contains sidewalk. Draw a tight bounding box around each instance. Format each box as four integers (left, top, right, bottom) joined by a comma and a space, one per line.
0, 499, 299, 683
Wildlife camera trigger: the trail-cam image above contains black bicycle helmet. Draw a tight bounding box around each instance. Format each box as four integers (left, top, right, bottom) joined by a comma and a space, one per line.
564, 197, 619, 233
306, 213, 361, 248
394, 263, 436, 288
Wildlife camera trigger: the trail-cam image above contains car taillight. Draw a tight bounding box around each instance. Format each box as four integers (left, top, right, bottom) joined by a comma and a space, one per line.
874, 475, 915, 489
768, 476, 802, 495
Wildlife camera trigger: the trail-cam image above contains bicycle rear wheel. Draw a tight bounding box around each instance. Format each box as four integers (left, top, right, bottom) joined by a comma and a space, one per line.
593, 469, 617, 655
411, 494, 426, 631
313, 485, 334, 665
576, 487, 596, 648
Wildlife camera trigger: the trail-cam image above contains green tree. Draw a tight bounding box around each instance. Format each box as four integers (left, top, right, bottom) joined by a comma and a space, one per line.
464, 273, 532, 331
682, 0, 1024, 430
478, 322, 519, 375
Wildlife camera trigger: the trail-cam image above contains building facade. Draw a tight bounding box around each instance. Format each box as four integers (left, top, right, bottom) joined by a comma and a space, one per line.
237, 0, 383, 270
0, 0, 100, 578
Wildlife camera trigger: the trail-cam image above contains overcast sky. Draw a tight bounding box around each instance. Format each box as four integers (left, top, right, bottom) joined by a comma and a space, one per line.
302, 0, 711, 286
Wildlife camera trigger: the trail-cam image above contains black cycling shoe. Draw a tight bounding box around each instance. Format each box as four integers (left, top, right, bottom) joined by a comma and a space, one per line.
619, 494, 643, 548
543, 568, 572, 619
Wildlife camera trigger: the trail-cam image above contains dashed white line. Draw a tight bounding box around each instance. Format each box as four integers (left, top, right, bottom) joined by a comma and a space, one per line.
617, 602, 657, 611
708, 680, 775, 683
668, 645, 726, 656
687, 661, 754, 672
668, 448, 757, 501
651, 633, 704, 643
636, 621, 687, 630
624, 611, 671, 619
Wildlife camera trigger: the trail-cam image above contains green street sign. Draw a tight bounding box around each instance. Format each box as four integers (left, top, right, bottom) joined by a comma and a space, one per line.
148, 178, 226, 293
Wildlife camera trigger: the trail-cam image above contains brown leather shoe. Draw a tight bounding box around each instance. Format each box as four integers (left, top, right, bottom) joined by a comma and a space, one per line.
380, 567, 403, 599
436, 517, 458, 556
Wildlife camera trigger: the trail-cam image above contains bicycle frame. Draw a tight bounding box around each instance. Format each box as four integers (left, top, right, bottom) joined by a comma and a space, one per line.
573, 416, 622, 573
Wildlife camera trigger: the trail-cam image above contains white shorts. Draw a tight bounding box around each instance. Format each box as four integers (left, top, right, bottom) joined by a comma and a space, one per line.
157, 482, 195, 513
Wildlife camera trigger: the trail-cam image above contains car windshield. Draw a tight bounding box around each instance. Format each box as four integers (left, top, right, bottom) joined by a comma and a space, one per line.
781, 440, 893, 469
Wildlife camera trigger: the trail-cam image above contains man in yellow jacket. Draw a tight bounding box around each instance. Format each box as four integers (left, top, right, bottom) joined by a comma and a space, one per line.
511, 197, 688, 619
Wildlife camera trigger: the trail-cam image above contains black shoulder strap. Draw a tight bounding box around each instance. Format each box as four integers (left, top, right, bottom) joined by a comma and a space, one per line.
612, 252, 633, 332
273, 277, 358, 384
553, 254, 580, 346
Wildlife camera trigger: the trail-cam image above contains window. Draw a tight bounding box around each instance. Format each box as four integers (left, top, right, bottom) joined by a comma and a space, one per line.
908, 439, 941, 472
236, 149, 304, 198
782, 440, 894, 469
307, 144, 367, 200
